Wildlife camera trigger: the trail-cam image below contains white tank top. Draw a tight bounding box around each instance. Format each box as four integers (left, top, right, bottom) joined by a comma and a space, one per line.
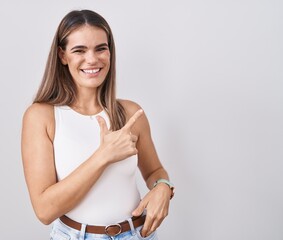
53, 106, 141, 225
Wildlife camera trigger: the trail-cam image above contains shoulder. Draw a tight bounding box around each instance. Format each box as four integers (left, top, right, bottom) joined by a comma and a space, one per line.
22, 103, 55, 137
118, 99, 142, 120
118, 99, 150, 135
23, 103, 54, 123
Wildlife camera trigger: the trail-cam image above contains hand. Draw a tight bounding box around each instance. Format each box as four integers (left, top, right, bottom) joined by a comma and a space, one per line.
96, 109, 143, 164
132, 183, 171, 237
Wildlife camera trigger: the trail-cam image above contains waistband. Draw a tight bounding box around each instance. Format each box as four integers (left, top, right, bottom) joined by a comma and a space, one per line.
59, 215, 146, 237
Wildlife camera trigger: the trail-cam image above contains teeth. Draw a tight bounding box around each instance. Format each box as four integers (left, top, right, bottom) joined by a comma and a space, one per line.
83, 69, 100, 74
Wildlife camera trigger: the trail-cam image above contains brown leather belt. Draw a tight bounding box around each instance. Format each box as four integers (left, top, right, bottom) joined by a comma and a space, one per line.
59, 215, 146, 237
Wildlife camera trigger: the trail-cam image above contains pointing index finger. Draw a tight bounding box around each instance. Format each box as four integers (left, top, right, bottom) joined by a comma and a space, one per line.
123, 109, 143, 131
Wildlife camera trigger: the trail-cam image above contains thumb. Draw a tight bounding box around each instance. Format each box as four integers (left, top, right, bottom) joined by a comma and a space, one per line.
132, 200, 146, 217
96, 115, 109, 140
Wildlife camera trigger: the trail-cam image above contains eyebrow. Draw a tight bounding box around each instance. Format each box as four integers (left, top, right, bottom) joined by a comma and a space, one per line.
95, 43, 109, 49
70, 45, 87, 51
70, 43, 109, 51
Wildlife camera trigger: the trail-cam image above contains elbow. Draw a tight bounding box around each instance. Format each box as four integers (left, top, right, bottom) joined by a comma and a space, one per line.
34, 206, 57, 225
30, 192, 61, 225
38, 216, 53, 225
36, 211, 54, 225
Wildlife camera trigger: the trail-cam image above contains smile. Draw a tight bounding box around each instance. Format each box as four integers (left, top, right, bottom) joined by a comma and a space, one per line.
81, 68, 101, 74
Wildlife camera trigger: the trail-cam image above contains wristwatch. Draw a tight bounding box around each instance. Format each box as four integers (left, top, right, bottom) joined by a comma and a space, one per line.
153, 179, 175, 200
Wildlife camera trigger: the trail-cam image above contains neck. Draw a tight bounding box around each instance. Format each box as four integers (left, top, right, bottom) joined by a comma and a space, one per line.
70, 88, 102, 115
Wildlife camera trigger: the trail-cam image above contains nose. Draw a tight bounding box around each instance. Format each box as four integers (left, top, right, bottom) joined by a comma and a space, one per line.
85, 51, 98, 64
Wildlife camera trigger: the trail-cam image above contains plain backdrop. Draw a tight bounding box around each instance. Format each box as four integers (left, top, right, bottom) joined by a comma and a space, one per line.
0, 0, 282, 239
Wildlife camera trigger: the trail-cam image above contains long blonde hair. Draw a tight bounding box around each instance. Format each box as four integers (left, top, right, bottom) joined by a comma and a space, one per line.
34, 10, 125, 130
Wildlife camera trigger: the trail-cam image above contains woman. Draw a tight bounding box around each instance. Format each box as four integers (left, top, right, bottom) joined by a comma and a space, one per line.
21, 9, 174, 240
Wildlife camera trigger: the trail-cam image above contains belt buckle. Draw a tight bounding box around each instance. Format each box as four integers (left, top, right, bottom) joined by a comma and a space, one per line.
105, 223, 122, 237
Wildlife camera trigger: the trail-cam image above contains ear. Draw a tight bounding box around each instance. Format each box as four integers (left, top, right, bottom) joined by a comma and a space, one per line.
58, 47, 68, 65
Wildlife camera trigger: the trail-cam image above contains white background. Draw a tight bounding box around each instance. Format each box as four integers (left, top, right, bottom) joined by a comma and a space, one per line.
0, 0, 282, 239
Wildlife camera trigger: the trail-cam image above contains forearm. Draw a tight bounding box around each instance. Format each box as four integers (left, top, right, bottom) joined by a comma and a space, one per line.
33, 150, 108, 225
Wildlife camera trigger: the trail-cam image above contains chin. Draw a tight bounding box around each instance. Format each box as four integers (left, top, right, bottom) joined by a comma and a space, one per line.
79, 80, 105, 89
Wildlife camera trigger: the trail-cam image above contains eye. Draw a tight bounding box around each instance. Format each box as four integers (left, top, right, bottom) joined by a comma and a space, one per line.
97, 47, 108, 52
72, 49, 85, 54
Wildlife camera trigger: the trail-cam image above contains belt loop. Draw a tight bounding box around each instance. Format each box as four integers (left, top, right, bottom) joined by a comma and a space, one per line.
127, 217, 136, 236
79, 223, 87, 240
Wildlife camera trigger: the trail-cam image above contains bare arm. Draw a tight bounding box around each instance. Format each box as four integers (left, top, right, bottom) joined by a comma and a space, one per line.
21, 104, 109, 224
120, 100, 172, 237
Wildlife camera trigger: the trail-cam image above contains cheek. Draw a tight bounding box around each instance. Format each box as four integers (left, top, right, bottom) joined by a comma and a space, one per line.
67, 58, 82, 70
66, 61, 81, 78
101, 52, 111, 64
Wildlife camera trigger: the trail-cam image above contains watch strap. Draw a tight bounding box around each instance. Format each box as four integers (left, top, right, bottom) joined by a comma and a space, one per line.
153, 178, 175, 199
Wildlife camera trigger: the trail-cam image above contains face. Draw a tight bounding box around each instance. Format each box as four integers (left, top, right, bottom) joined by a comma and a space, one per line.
59, 25, 110, 90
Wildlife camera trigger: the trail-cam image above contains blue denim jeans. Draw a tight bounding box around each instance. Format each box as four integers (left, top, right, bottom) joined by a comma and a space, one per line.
50, 218, 158, 240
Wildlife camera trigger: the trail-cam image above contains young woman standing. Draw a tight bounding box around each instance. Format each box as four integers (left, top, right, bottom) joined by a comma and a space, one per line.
21, 9, 174, 240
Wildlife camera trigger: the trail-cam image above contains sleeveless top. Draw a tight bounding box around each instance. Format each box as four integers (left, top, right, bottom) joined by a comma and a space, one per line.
53, 106, 141, 225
